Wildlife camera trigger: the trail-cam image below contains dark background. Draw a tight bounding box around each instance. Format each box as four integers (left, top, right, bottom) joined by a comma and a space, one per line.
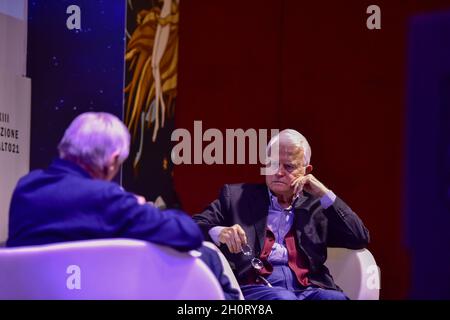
174, 0, 450, 299
27, 0, 126, 172
407, 10, 450, 299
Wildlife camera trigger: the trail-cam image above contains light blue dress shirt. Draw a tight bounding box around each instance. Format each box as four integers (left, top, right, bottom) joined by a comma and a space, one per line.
208, 188, 336, 264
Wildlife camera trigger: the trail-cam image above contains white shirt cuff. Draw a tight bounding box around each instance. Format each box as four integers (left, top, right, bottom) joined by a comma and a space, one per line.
208, 226, 225, 246
320, 190, 336, 209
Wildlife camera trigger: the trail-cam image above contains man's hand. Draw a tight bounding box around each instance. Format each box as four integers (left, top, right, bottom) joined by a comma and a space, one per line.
292, 174, 329, 198
218, 224, 247, 254
134, 194, 147, 205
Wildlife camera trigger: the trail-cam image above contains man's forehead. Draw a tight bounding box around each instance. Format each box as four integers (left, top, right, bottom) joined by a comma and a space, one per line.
277, 146, 304, 163
268, 143, 304, 160
279, 145, 303, 156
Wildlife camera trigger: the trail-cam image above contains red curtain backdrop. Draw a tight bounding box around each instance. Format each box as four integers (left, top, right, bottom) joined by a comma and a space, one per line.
174, 0, 450, 299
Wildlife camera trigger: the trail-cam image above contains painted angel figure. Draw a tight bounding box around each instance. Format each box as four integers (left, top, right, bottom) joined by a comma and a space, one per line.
125, 0, 179, 168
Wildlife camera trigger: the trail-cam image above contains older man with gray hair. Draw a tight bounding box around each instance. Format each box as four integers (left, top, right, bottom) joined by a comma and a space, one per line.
193, 129, 370, 300
6, 112, 203, 251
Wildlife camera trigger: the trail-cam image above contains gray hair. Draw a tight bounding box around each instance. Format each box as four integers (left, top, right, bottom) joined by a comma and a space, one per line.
58, 112, 130, 171
267, 129, 311, 165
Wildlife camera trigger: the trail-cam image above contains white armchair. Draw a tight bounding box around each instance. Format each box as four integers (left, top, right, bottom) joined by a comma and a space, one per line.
0, 239, 225, 300
325, 248, 380, 300
202, 243, 380, 300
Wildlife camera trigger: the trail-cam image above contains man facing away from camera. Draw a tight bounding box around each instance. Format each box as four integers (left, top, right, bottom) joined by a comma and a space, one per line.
193, 129, 370, 300
6, 112, 239, 300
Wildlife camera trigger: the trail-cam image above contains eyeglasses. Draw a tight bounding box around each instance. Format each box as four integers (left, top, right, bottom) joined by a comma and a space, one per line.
241, 244, 272, 287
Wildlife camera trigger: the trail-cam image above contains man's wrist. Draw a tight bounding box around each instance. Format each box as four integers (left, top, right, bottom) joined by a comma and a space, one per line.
320, 189, 336, 209
208, 226, 225, 246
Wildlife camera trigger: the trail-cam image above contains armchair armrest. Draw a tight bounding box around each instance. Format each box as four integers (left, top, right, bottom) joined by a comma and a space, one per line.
325, 247, 380, 300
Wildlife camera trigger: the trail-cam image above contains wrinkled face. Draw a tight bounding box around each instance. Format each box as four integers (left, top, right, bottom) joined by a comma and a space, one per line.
265, 144, 307, 197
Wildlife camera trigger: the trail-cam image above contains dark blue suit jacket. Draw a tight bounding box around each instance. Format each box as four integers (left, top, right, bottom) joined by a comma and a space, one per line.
6, 158, 203, 251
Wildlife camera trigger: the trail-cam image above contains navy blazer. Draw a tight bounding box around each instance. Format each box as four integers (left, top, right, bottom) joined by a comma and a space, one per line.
7, 158, 203, 251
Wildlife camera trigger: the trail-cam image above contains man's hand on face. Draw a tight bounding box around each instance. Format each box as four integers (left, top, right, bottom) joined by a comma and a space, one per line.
218, 224, 248, 254
291, 174, 329, 198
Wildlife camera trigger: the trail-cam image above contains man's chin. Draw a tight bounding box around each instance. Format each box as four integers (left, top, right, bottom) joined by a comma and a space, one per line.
269, 183, 289, 193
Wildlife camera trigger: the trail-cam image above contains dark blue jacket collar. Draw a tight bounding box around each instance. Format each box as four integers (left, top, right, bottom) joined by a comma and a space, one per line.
48, 157, 93, 179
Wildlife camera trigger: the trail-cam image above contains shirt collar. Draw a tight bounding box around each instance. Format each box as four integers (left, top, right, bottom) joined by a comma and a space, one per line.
267, 187, 300, 212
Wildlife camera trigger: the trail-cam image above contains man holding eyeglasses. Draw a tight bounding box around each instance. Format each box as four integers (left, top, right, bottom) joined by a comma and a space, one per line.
193, 129, 370, 300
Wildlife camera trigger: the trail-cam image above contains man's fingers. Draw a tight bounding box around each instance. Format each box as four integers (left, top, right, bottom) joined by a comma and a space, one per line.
225, 238, 236, 253
229, 229, 240, 253
219, 225, 247, 254
235, 225, 247, 246
302, 175, 311, 185
134, 194, 147, 205
221, 232, 236, 253
221, 229, 237, 253
294, 180, 302, 195
230, 225, 247, 253
219, 229, 231, 245
292, 176, 306, 194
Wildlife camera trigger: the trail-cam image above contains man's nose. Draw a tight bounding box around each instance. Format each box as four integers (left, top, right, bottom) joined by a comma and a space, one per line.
275, 165, 284, 176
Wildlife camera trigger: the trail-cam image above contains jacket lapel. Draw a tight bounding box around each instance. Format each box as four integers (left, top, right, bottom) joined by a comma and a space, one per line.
247, 188, 313, 256
293, 191, 311, 210
293, 192, 316, 266
248, 185, 270, 255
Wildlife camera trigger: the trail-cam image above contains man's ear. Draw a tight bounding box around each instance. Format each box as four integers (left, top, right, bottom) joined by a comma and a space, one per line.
104, 152, 121, 179
109, 152, 120, 168
305, 164, 313, 175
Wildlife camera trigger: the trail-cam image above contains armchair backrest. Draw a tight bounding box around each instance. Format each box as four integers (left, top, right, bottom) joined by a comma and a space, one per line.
0, 239, 225, 300
325, 248, 380, 300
